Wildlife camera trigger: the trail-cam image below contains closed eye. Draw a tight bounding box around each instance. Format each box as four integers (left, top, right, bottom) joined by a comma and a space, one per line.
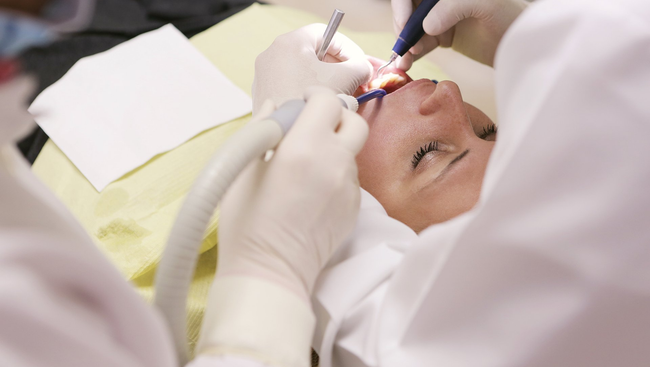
479, 124, 498, 140
412, 141, 439, 169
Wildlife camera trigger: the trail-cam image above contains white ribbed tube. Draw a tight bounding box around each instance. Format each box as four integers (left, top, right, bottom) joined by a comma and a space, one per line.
153, 119, 283, 365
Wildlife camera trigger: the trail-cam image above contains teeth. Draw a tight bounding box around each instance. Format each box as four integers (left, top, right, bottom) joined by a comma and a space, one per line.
369, 72, 406, 90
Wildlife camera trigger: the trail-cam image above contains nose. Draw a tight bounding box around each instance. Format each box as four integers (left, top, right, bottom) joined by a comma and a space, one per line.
418, 80, 464, 116
418, 80, 487, 144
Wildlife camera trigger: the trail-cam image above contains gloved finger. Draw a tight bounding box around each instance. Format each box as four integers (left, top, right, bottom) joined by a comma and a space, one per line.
304, 25, 372, 92
418, 34, 444, 54
410, 43, 422, 56
335, 108, 369, 155
322, 58, 373, 92
397, 51, 414, 71
398, 34, 446, 70
322, 34, 373, 87
324, 31, 365, 63
251, 99, 276, 122
422, 0, 472, 36
303, 85, 336, 101
315, 58, 372, 96
290, 86, 343, 135
391, 0, 417, 31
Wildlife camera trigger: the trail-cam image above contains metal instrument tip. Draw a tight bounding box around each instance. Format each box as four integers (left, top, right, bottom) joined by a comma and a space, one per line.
375, 53, 398, 79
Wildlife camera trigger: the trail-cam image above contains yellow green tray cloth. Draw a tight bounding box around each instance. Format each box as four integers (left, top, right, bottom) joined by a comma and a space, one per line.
32, 3, 447, 353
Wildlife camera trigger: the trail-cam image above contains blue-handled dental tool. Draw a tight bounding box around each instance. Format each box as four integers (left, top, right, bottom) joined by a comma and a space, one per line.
356, 89, 387, 105
376, 0, 441, 78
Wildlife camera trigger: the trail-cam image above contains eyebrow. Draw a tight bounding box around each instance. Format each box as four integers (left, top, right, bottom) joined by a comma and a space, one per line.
433, 149, 470, 181
449, 149, 470, 166
417, 149, 471, 192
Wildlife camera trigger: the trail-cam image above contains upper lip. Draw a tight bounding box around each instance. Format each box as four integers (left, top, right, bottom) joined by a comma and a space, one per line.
386, 78, 433, 98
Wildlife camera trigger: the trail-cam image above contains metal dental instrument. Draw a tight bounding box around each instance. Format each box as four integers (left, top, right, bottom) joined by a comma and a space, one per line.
376, 0, 441, 78
317, 9, 345, 61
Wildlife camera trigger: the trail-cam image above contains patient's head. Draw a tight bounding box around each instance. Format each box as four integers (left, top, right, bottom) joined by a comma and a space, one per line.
355, 58, 496, 233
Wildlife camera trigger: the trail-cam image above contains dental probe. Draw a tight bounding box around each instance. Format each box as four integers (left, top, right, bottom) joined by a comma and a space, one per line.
376, 0, 441, 78
317, 9, 345, 61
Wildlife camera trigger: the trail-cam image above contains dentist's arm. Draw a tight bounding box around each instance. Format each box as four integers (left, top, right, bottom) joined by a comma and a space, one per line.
193, 88, 368, 367
311, 1, 650, 366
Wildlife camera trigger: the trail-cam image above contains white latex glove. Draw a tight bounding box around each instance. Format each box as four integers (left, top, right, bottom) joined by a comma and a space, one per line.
392, 0, 528, 69
252, 23, 373, 115
197, 87, 368, 367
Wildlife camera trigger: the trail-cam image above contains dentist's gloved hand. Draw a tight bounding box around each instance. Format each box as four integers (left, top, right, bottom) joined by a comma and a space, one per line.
252, 23, 372, 115
197, 87, 368, 367
219, 86, 368, 299
392, 0, 528, 69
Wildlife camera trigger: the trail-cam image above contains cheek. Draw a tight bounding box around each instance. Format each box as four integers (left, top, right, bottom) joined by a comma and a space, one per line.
355, 146, 377, 188
384, 144, 494, 233
395, 175, 482, 232
465, 102, 495, 136
355, 115, 408, 211
355, 131, 393, 194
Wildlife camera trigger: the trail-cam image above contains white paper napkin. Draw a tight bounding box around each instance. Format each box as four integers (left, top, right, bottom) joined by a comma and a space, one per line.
30, 24, 252, 191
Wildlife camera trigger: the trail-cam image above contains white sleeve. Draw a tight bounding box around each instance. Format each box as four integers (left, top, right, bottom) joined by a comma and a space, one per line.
314, 1, 650, 366
375, 0, 650, 366
311, 190, 418, 367
195, 276, 316, 367
0, 232, 178, 367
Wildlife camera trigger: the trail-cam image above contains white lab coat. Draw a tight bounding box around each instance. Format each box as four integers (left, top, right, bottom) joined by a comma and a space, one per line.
312, 0, 650, 366
0, 98, 277, 367
0, 88, 263, 366
1, 0, 649, 366
0, 79, 182, 365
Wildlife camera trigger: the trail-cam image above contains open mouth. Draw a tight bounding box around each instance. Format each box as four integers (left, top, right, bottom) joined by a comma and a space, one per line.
355, 56, 413, 96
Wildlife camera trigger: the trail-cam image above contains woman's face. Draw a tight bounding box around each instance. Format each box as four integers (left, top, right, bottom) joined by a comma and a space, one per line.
356, 68, 496, 233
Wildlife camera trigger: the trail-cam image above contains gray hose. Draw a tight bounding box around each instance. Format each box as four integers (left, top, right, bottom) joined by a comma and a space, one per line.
154, 120, 282, 363
153, 100, 305, 365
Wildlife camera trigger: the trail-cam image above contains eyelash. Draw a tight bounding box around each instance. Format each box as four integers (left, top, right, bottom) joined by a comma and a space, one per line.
412, 125, 496, 169
480, 124, 498, 139
412, 141, 439, 169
